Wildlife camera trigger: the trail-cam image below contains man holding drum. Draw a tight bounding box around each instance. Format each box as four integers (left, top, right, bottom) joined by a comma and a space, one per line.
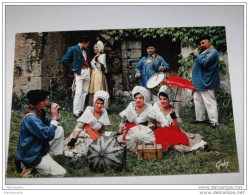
134, 43, 170, 103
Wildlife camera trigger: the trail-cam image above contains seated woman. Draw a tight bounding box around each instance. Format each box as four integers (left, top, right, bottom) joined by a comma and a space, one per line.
148, 86, 209, 152
159, 85, 182, 124
64, 91, 110, 159
117, 86, 152, 143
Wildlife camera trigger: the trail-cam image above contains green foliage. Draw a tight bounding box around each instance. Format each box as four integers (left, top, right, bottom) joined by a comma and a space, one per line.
219, 60, 228, 75
107, 95, 133, 132
215, 88, 234, 123
177, 54, 194, 80
108, 95, 133, 114
102, 26, 227, 52
11, 93, 28, 111
177, 54, 228, 80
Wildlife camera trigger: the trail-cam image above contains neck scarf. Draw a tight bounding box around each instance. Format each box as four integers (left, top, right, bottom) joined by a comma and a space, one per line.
25, 106, 48, 125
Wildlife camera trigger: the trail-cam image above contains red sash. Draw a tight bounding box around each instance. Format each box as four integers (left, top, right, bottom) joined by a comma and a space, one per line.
82, 60, 89, 69
84, 125, 101, 141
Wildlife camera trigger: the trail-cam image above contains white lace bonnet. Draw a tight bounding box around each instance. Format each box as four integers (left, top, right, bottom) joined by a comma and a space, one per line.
93, 91, 109, 107
96, 40, 104, 53
131, 86, 148, 100
157, 85, 170, 98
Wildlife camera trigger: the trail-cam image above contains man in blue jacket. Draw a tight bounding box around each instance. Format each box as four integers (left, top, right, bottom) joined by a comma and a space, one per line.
62, 36, 91, 118
191, 36, 220, 128
134, 43, 170, 103
16, 90, 66, 176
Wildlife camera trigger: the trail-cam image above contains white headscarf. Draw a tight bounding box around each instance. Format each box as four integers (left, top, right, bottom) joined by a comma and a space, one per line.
96, 40, 104, 53
93, 91, 109, 107
157, 85, 169, 97
131, 86, 149, 101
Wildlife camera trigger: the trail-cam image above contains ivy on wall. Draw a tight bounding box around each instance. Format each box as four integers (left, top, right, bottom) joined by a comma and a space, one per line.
177, 54, 228, 80
102, 26, 228, 80
102, 26, 227, 52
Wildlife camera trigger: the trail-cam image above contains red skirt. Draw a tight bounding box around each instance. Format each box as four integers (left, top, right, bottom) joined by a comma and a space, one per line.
154, 126, 190, 151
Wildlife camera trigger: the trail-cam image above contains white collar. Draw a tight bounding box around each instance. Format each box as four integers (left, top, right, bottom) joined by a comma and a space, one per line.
78, 43, 83, 50
77, 106, 110, 125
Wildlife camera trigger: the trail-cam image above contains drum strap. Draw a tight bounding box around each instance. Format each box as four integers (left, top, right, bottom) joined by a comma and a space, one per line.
152, 54, 159, 64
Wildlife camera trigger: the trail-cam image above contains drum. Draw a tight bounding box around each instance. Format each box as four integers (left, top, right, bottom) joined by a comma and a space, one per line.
146, 73, 165, 95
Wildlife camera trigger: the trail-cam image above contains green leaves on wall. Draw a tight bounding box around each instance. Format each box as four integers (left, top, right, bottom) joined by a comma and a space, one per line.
102, 26, 227, 52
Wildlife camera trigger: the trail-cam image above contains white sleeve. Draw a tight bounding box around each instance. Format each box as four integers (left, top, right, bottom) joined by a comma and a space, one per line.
98, 54, 106, 67
75, 122, 85, 132
148, 107, 157, 120
50, 120, 59, 126
98, 54, 107, 73
90, 57, 96, 69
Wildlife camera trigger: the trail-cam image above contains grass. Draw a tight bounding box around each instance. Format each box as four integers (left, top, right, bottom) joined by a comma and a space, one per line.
6, 96, 239, 178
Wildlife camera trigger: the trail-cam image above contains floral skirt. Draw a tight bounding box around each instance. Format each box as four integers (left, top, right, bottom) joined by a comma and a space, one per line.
63, 125, 101, 158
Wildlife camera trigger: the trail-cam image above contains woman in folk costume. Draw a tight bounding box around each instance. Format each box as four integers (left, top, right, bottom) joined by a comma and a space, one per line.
88, 41, 109, 107
158, 85, 182, 124
117, 86, 153, 144
64, 91, 111, 159
148, 86, 209, 152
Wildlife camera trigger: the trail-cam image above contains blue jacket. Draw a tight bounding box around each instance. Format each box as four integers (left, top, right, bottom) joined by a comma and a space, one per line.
192, 47, 220, 90
17, 114, 57, 168
61, 44, 91, 75
134, 54, 170, 88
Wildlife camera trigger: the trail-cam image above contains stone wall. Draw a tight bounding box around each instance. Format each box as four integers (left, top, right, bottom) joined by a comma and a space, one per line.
13, 32, 71, 98
13, 33, 231, 105
13, 32, 125, 98
40, 32, 72, 98
121, 41, 142, 91
13, 33, 44, 95
105, 45, 123, 96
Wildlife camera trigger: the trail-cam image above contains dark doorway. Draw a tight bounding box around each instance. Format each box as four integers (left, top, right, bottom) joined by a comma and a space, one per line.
64, 30, 99, 58
141, 36, 181, 73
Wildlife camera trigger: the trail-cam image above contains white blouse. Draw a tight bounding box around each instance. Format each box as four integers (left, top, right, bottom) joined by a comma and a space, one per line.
90, 53, 107, 73
75, 106, 110, 131
148, 102, 173, 128
119, 101, 152, 127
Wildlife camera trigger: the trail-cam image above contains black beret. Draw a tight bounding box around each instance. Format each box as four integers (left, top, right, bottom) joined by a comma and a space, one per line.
27, 90, 50, 106
78, 35, 90, 43
197, 35, 211, 44
146, 42, 157, 48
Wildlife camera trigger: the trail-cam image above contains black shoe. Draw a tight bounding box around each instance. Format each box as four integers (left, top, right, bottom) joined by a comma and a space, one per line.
190, 120, 208, 124
210, 123, 218, 129
203, 145, 211, 152
14, 159, 22, 173
79, 111, 84, 116
73, 114, 79, 119
73, 111, 84, 119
